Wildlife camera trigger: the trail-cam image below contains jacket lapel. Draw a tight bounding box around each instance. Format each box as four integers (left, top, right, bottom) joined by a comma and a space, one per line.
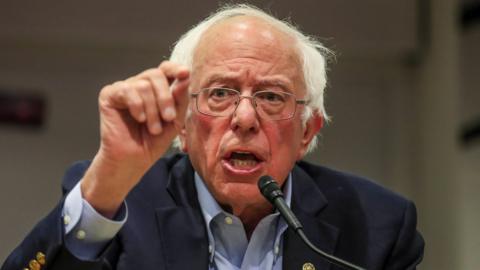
155, 156, 210, 270
283, 165, 341, 270
153, 156, 342, 270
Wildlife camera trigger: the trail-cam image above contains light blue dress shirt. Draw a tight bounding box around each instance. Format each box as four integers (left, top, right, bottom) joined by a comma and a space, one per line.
62, 183, 126, 259
194, 173, 291, 270
62, 173, 292, 270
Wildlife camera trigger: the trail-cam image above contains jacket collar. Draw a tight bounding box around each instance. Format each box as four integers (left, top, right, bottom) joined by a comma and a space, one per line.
155, 155, 210, 270
282, 164, 340, 270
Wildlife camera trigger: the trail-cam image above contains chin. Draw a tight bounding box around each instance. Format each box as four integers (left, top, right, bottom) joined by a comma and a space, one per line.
216, 182, 264, 206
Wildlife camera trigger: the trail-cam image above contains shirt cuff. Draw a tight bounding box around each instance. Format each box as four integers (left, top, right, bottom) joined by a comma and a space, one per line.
62, 181, 128, 259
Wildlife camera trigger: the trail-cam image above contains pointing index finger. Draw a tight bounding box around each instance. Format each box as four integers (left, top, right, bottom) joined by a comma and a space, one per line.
171, 76, 191, 126
157, 61, 190, 123
158, 61, 190, 82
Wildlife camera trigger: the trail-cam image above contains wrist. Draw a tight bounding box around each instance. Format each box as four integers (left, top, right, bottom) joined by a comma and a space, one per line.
80, 177, 125, 219
80, 153, 143, 218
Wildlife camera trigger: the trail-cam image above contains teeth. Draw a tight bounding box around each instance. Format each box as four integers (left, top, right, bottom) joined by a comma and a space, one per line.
231, 159, 257, 168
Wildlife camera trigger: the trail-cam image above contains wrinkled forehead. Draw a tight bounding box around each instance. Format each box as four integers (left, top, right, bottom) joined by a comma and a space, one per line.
192, 15, 302, 71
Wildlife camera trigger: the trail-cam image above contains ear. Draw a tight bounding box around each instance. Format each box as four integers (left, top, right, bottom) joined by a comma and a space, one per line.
297, 113, 323, 160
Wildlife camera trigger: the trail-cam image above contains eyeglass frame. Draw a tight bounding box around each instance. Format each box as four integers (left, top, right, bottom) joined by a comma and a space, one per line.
190, 87, 309, 121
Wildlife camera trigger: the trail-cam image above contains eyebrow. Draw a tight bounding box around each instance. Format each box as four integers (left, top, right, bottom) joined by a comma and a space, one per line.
256, 79, 292, 92
204, 73, 238, 85
204, 73, 293, 92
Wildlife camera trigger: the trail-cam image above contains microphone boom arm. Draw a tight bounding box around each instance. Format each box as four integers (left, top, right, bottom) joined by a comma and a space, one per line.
259, 175, 366, 270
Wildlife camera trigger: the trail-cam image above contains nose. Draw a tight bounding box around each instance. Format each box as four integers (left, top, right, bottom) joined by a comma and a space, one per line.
230, 96, 260, 134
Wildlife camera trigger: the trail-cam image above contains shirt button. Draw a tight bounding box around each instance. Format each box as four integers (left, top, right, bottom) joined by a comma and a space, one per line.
274, 245, 280, 255
224, 216, 233, 225
63, 215, 71, 225
76, 230, 86, 240
208, 245, 213, 254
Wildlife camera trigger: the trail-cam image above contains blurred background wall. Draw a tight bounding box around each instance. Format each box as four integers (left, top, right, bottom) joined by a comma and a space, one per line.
0, 0, 479, 269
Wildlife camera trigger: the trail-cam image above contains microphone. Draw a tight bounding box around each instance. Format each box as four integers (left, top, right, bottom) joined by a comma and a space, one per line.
258, 175, 366, 270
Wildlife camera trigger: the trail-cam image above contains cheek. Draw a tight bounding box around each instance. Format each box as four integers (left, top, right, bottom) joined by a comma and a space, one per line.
195, 114, 229, 144
186, 114, 229, 166
263, 120, 305, 178
264, 121, 303, 153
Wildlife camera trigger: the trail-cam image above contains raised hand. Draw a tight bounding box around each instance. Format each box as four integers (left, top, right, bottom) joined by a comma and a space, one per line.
81, 61, 190, 218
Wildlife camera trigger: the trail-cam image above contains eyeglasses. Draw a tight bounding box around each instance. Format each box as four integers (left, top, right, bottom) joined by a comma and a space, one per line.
191, 87, 308, 120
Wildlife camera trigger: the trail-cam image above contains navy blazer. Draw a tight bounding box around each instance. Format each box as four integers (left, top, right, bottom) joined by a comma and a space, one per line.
2, 154, 424, 270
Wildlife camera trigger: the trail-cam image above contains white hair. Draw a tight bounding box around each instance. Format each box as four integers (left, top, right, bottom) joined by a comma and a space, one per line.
170, 4, 332, 153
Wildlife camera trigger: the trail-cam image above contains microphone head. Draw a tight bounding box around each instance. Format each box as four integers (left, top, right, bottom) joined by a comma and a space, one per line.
258, 175, 284, 203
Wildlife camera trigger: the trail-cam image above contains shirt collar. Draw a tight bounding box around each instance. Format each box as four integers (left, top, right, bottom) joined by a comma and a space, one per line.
194, 173, 292, 224
194, 173, 292, 263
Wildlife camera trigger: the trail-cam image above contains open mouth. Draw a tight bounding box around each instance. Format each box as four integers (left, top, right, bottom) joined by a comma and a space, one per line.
223, 150, 264, 172
229, 151, 260, 168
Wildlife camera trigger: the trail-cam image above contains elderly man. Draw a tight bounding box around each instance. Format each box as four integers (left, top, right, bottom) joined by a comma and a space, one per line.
2, 5, 424, 270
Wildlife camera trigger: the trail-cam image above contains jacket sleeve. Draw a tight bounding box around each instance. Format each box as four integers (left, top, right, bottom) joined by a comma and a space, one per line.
1, 161, 121, 270
383, 201, 425, 270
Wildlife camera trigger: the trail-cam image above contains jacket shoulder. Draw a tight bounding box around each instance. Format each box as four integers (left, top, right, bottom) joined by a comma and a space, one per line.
296, 160, 410, 210
60, 153, 187, 193
296, 161, 424, 269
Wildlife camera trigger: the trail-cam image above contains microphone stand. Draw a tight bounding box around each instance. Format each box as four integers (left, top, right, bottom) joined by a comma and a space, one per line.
259, 175, 366, 270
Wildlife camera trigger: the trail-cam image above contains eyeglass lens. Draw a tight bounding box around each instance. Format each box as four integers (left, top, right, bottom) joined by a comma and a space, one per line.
195, 88, 298, 120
